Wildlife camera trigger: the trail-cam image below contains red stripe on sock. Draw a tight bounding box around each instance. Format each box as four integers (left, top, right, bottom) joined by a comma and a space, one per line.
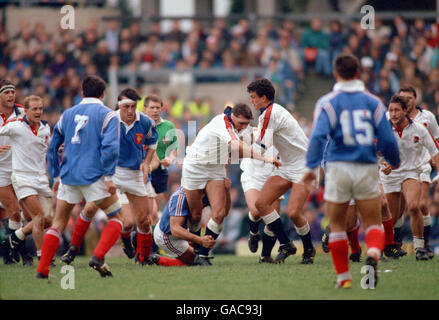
136, 232, 153, 262
93, 220, 122, 260
37, 232, 60, 276
329, 239, 349, 276
382, 217, 395, 246
347, 224, 361, 254
158, 256, 187, 267
71, 216, 91, 248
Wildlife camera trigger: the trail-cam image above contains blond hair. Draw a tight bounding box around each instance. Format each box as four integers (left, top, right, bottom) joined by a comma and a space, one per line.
23, 95, 43, 109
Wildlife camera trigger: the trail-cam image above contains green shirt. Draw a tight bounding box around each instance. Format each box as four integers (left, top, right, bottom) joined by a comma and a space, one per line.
155, 118, 178, 160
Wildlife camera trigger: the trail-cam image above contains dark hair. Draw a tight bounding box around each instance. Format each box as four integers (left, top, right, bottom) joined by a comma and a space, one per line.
0, 79, 14, 88
398, 86, 417, 99
232, 103, 253, 120
118, 88, 141, 102
144, 94, 163, 108
81, 75, 106, 98
389, 94, 408, 110
334, 53, 359, 80
246, 78, 275, 101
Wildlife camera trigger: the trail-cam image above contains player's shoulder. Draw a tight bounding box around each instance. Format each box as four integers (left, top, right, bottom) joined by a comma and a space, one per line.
139, 112, 155, 126
160, 118, 176, 128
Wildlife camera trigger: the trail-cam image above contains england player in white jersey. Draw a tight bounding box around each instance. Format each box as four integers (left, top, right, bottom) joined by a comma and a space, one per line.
398, 86, 439, 259
380, 94, 439, 261
0, 80, 26, 264
182, 103, 280, 265
37, 75, 122, 279
246, 78, 317, 264
0, 95, 53, 267
240, 135, 283, 263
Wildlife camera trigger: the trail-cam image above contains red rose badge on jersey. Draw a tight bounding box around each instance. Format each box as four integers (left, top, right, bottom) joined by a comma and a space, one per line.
135, 133, 143, 145
414, 136, 419, 143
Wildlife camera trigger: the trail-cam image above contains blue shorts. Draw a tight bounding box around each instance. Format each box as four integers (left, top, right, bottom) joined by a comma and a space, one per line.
151, 166, 169, 194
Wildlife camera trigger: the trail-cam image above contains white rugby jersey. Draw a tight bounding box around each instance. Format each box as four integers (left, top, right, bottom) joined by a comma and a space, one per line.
256, 103, 308, 165
0, 116, 51, 175
412, 107, 439, 166
240, 127, 279, 178
0, 105, 25, 172
184, 113, 240, 165
380, 120, 439, 176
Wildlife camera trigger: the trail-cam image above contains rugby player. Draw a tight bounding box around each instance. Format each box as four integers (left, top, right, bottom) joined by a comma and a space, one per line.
303, 54, 400, 288
247, 79, 317, 264
37, 75, 122, 278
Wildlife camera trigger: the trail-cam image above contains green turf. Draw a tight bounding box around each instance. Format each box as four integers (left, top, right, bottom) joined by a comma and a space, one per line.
1, 254, 439, 300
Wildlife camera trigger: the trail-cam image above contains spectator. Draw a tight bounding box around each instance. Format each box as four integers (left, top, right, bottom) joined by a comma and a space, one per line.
300, 18, 331, 77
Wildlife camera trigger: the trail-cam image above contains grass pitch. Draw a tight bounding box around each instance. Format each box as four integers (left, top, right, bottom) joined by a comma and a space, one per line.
1, 253, 439, 300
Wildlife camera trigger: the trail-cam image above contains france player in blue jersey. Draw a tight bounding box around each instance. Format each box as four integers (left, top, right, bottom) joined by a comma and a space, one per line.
302, 54, 400, 289
151, 184, 218, 266
60, 88, 159, 266
37, 76, 123, 279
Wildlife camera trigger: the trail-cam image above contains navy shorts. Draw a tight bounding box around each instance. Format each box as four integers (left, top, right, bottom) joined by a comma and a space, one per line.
151, 166, 169, 194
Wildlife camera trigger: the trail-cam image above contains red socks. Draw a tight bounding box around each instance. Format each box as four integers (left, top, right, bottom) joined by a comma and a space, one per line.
347, 223, 361, 254
382, 217, 395, 247
93, 219, 122, 260
136, 231, 153, 263
37, 228, 61, 276
365, 225, 384, 261
328, 232, 351, 285
71, 213, 92, 248
158, 256, 186, 267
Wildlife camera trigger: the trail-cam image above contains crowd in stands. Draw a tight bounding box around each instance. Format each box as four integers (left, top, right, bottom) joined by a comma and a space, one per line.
2, 13, 439, 250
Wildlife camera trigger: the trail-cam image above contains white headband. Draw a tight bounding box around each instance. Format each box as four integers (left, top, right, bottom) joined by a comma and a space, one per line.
118, 98, 136, 106
0, 84, 15, 95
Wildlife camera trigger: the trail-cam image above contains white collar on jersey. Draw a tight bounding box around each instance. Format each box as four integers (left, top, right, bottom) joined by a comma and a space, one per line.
79, 97, 104, 105
116, 109, 140, 132
333, 79, 365, 92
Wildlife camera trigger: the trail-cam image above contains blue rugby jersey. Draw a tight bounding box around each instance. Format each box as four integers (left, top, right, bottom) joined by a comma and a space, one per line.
48, 98, 120, 185
159, 187, 209, 235
117, 110, 158, 170
307, 80, 400, 169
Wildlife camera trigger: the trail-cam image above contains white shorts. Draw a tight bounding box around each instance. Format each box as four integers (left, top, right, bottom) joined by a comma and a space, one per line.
181, 162, 226, 190
113, 166, 148, 197
241, 171, 285, 200
272, 161, 320, 189
241, 171, 267, 193
419, 163, 432, 184
380, 170, 420, 194
117, 181, 156, 205
57, 177, 110, 204
154, 224, 188, 258
0, 168, 12, 187
11, 172, 52, 200
324, 162, 380, 203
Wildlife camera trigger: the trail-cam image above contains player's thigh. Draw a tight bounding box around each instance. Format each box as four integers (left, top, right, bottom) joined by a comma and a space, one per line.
206, 179, 227, 217
345, 204, 358, 230
325, 201, 350, 232
385, 192, 402, 220
52, 199, 76, 232
286, 182, 309, 218
256, 176, 291, 212
355, 197, 381, 229
401, 178, 421, 212
419, 182, 430, 210
0, 185, 19, 214
20, 195, 44, 218
183, 188, 204, 222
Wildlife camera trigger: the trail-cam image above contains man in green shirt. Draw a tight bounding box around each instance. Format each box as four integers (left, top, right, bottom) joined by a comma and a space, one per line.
143, 95, 178, 209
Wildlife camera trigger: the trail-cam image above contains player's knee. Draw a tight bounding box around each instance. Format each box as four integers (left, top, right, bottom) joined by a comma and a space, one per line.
419, 201, 428, 215
255, 199, 267, 213
407, 201, 419, 214
137, 215, 151, 231
103, 199, 123, 219
43, 216, 52, 229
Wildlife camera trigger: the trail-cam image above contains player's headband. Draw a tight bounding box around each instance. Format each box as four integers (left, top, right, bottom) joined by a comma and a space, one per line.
118, 98, 136, 106
0, 84, 15, 95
